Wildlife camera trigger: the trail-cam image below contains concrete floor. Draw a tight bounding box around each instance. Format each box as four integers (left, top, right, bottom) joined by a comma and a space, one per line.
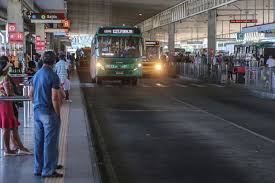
78, 62, 275, 183
0, 71, 100, 183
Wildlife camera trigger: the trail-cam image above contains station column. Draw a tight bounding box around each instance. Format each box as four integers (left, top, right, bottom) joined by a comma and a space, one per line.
7, 0, 23, 33
207, 9, 217, 62
168, 23, 175, 53
7, 0, 25, 52
35, 23, 45, 54
35, 24, 45, 42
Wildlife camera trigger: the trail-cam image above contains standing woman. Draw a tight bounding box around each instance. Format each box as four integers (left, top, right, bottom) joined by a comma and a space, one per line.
0, 56, 32, 156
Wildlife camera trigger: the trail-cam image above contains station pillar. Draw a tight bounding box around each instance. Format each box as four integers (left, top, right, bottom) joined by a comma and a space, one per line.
35, 23, 45, 54
7, 0, 24, 32
35, 24, 45, 42
168, 23, 175, 53
207, 9, 217, 63
7, 0, 25, 52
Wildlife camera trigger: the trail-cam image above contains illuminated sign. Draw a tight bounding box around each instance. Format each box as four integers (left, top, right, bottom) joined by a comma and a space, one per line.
63, 20, 71, 28
45, 28, 69, 33
31, 13, 65, 23
98, 27, 141, 35
36, 46, 45, 52
230, 19, 257, 23
9, 32, 24, 42
8, 23, 16, 33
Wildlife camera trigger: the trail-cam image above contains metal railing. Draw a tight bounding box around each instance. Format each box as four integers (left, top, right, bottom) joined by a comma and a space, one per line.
245, 67, 275, 93
172, 62, 230, 84
170, 62, 275, 94
0, 78, 33, 150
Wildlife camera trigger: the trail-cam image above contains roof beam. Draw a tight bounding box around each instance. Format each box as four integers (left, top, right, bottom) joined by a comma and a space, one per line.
137, 0, 238, 32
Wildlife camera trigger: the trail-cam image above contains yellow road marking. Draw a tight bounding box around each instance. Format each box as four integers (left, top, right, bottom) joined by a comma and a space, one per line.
45, 102, 70, 183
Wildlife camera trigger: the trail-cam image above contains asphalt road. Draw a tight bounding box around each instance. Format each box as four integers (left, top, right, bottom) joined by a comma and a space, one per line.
77, 62, 275, 183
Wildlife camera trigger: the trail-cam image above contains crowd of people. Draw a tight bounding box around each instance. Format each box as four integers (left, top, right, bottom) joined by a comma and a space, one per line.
0, 51, 75, 177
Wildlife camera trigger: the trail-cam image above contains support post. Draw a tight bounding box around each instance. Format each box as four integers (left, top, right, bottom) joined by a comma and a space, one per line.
208, 9, 217, 64
168, 23, 175, 54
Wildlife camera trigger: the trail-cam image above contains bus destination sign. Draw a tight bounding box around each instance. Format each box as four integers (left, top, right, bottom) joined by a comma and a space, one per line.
145, 41, 160, 46
99, 27, 141, 35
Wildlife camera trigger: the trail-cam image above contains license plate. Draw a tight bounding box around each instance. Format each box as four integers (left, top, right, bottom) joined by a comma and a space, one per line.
116, 71, 124, 75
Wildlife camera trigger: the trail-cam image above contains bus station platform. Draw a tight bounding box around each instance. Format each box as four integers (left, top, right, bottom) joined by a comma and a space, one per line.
0, 72, 101, 183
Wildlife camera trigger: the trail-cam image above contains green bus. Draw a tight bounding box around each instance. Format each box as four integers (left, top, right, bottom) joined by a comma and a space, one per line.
90, 26, 143, 85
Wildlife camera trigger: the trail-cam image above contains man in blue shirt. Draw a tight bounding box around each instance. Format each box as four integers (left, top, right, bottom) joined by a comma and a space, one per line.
29, 51, 63, 177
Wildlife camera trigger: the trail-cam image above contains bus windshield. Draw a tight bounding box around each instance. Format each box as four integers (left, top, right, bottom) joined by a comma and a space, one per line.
99, 36, 142, 58
146, 46, 159, 61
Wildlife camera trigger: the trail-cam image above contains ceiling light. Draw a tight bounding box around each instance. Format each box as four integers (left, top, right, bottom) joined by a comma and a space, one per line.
139, 13, 143, 16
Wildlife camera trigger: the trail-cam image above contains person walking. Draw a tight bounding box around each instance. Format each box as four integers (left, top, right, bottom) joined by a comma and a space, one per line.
54, 53, 71, 101
29, 51, 63, 177
0, 56, 32, 156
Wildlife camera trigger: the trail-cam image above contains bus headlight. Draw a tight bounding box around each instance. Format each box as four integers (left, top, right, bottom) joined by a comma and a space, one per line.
96, 62, 105, 70
155, 64, 162, 71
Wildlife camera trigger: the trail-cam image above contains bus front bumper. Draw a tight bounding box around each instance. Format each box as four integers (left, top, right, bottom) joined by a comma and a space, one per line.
96, 68, 142, 78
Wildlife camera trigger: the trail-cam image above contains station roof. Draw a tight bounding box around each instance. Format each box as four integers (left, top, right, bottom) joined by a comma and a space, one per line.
0, 0, 64, 10
67, 0, 183, 34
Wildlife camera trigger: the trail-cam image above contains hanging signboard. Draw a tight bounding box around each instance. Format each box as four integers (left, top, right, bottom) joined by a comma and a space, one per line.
45, 28, 69, 33
62, 20, 71, 28
230, 19, 257, 24
31, 13, 65, 23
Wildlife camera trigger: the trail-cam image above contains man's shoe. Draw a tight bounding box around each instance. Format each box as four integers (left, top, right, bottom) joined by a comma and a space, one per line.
56, 165, 64, 169
42, 172, 63, 178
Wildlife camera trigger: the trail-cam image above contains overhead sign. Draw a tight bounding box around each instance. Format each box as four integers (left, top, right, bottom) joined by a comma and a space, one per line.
242, 23, 275, 33
31, 13, 65, 23
45, 28, 69, 33
187, 41, 203, 45
53, 32, 67, 36
9, 32, 24, 42
237, 33, 245, 40
230, 19, 257, 24
98, 27, 141, 35
63, 20, 71, 28
8, 23, 16, 33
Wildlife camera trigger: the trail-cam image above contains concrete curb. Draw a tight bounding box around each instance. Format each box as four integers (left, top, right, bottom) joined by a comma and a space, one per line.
68, 71, 102, 183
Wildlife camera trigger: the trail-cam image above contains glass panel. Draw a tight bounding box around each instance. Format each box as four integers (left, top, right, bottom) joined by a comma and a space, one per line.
98, 36, 142, 58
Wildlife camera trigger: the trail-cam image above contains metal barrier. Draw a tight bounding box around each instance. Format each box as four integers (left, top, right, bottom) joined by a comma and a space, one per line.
0, 96, 31, 150
172, 62, 229, 84
245, 67, 275, 93
0, 77, 32, 150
